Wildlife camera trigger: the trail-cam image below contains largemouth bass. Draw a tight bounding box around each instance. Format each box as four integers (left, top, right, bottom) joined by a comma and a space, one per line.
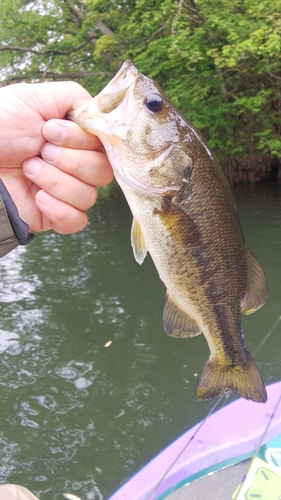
68, 60, 268, 403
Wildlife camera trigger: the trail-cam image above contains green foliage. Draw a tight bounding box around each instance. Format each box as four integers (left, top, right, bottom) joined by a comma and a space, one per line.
0, 0, 280, 164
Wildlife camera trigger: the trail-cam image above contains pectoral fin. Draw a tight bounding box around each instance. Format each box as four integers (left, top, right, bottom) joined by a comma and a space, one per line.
241, 248, 269, 315
163, 293, 201, 338
131, 218, 147, 264
155, 197, 201, 245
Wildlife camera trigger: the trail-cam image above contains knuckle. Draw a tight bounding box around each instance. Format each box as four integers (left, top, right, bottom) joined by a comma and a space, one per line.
79, 187, 97, 210
64, 122, 92, 150
47, 173, 62, 193
56, 210, 70, 226
65, 159, 80, 177
53, 210, 88, 234
76, 133, 91, 150
59, 149, 86, 178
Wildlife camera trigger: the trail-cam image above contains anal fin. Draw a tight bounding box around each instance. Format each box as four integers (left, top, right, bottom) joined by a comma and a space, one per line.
163, 293, 201, 338
241, 248, 269, 315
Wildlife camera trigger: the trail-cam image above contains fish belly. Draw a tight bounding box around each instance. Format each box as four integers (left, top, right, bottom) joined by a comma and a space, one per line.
120, 185, 267, 403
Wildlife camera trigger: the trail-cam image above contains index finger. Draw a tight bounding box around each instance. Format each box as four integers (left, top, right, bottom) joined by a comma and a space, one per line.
42, 119, 105, 152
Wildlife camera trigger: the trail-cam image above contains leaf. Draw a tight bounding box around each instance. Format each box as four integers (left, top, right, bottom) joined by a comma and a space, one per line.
0, 0, 280, 163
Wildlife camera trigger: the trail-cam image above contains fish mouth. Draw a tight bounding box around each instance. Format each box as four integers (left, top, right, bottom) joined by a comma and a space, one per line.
66, 98, 112, 141
67, 61, 138, 142
102, 60, 138, 93
68, 60, 181, 195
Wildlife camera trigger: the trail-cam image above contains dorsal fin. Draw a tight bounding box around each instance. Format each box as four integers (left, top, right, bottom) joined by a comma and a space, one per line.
241, 248, 269, 315
163, 293, 201, 338
131, 218, 147, 265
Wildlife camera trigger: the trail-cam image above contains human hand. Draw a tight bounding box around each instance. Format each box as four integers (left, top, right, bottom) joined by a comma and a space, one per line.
0, 82, 113, 234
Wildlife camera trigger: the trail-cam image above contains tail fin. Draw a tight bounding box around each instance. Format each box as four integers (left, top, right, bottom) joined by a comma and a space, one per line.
196, 351, 267, 403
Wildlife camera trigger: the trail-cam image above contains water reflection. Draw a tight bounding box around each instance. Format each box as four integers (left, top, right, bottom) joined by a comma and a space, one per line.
0, 329, 19, 353
0, 183, 280, 499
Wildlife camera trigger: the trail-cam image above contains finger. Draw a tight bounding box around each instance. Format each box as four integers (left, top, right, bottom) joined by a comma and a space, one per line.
23, 157, 98, 211
28, 81, 93, 120
42, 119, 105, 152
35, 190, 89, 234
41, 142, 113, 187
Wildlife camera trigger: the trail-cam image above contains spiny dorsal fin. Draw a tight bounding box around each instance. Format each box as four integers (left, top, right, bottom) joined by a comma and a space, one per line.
131, 218, 147, 265
241, 248, 269, 315
163, 293, 201, 338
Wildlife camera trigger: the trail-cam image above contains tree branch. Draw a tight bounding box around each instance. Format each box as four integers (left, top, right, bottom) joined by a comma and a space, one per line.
0, 41, 89, 56
183, 1, 206, 22
61, 0, 114, 38
136, 19, 170, 49
96, 21, 114, 36
1, 70, 110, 86
61, 0, 84, 27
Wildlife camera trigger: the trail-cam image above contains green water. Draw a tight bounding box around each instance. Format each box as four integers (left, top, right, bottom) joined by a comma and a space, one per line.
0, 182, 280, 499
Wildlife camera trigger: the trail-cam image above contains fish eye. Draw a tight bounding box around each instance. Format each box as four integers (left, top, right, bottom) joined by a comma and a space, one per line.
144, 93, 163, 113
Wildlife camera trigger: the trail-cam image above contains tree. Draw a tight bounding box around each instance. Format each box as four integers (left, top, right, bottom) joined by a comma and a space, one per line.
0, 0, 280, 181
123, 0, 281, 179
0, 0, 129, 92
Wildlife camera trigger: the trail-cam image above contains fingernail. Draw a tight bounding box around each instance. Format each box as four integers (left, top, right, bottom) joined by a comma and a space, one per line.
41, 143, 60, 164
43, 122, 66, 142
23, 158, 41, 175
36, 190, 54, 207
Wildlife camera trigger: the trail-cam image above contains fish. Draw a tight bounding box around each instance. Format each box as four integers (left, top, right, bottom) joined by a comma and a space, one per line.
67, 60, 269, 403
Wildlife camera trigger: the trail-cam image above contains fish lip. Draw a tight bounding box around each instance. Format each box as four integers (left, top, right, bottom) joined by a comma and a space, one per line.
67, 61, 139, 136
67, 96, 111, 139
95, 60, 138, 102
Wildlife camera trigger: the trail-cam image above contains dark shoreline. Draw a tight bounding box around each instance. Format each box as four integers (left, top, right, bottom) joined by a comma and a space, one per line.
222, 155, 281, 185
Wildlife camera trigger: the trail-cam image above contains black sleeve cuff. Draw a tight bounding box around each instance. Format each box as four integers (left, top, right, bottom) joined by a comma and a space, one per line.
0, 179, 35, 248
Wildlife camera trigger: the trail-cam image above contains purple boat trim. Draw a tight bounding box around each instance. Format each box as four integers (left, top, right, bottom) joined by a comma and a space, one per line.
109, 381, 281, 500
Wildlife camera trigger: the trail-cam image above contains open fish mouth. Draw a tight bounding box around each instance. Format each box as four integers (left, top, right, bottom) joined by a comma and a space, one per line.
66, 61, 138, 138
100, 60, 138, 95
68, 60, 181, 195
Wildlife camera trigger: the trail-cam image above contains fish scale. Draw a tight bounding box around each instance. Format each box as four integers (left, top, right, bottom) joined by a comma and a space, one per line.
68, 60, 269, 403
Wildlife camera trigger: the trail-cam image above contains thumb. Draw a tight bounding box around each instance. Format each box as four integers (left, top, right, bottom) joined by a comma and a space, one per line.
25, 81, 93, 120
